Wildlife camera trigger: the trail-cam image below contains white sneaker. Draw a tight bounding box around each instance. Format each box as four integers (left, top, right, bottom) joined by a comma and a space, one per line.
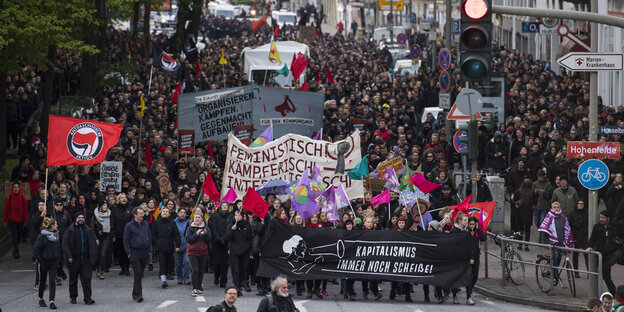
196, 289, 203, 295
453, 296, 460, 304
467, 297, 475, 305
191, 290, 198, 297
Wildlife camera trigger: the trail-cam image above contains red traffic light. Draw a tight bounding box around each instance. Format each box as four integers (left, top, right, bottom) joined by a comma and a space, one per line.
463, 0, 488, 19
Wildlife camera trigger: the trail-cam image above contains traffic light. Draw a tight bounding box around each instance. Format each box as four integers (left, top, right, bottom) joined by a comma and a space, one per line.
458, 120, 478, 160
480, 120, 497, 137
460, 0, 492, 82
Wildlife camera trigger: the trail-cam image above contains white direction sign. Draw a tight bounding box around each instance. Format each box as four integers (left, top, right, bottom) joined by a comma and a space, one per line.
558, 52, 624, 71
439, 93, 450, 110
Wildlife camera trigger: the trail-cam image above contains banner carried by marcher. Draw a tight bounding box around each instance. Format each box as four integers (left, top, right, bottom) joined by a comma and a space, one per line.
99, 161, 123, 192
257, 219, 472, 288
222, 130, 364, 199
177, 85, 323, 142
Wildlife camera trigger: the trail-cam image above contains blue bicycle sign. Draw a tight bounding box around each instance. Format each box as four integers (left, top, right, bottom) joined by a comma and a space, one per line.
577, 159, 609, 190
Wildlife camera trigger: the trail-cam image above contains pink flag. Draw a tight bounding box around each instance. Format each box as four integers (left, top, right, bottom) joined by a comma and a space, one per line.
313, 128, 323, 140
370, 189, 390, 206
410, 173, 442, 194
221, 188, 238, 204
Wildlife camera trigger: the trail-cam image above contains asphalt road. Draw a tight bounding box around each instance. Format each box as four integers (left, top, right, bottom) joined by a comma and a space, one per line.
0, 243, 553, 312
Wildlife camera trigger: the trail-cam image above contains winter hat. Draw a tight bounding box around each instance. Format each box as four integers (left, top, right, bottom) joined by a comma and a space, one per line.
74, 211, 85, 221
428, 220, 440, 230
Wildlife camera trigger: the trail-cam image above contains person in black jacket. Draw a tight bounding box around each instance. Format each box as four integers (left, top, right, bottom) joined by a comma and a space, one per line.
225, 210, 252, 294
251, 213, 270, 296
62, 212, 97, 305
466, 216, 486, 305
123, 207, 152, 302
209, 202, 232, 288
257, 276, 300, 312
568, 199, 589, 278
111, 194, 132, 275
52, 198, 71, 284
448, 212, 468, 304
152, 206, 181, 288
33, 217, 61, 309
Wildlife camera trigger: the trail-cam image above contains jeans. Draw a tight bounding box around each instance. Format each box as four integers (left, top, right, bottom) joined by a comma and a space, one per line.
552, 248, 564, 280
174, 250, 190, 282
534, 210, 548, 242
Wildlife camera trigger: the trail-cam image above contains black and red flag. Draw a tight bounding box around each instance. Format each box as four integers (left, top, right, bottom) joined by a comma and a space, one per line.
47, 115, 123, 166
183, 35, 198, 64
153, 44, 182, 78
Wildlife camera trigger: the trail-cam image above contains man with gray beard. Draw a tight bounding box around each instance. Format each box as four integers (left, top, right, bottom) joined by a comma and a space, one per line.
256, 276, 300, 312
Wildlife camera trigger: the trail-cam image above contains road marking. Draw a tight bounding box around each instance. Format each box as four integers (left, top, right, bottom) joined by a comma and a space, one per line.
156, 300, 177, 308
195, 295, 206, 302
11, 269, 34, 273
482, 300, 495, 305
294, 299, 308, 312
197, 308, 208, 312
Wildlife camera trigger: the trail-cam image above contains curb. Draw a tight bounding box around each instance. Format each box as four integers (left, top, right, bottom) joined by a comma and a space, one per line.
474, 283, 586, 312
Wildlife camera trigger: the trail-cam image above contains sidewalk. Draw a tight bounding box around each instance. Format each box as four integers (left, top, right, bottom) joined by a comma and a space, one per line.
475, 227, 624, 312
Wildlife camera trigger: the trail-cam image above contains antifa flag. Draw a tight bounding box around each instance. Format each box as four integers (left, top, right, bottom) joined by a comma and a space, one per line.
257, 219, 472, 288
153, 44, 182, 78
184, 35, 198, 64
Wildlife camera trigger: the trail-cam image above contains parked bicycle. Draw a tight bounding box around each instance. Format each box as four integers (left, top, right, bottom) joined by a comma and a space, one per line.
494, 232, 525, 286
535, 244, 576, 297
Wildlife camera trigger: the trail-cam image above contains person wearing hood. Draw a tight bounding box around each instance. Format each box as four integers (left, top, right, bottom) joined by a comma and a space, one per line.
3, 182, 29, 259
33, 217, 61, 309
152, 206, 181, 288
62, 211, 98, 305
209, 202, 233, 288
225, 209, 252, 294
52, 197, 71, 284
484, 131, 508, 174
112, 193, 132, 275
94, 202, 115, 280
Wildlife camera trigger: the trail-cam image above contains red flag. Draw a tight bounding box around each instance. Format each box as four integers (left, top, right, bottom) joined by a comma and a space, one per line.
315, 69, 320, 83
465, 201, 496, 233
171, 81, 182, 104
291, 52, 308, 80
274, 25, 280, 37
370, 189, 390, 206
47, 115, 123, 166
252, 17, 267, 33
145, 139, 152, 168
202, 171, 220, 203
451, 194, 472, 223
207, 140, 215, 162
325, 65, 334, 84
195, 58, 202, 79
299, 80, 308, 91
242, 187, 269, 218
410, 173, 442, 194
315, 28, 320, 38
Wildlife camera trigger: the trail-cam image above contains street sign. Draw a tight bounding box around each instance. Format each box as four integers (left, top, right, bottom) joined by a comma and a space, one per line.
397, 33, 407, 44
428, 32, 437, 41
439, 92, 451, 110
578, 159, 609, 190
439, 48, 451, 70
410, 13, 417, 24
600, 126, 624, 135
420, 19, 430, 31
567, 142, 621, 159
453, 20, 460, 35
447, 103, 483, 120
377, 0, 403, 11
430, 21, 437, 30
439, 70, 450, 92
453, 130, 468, 152
455, 88, 483, 116
410, 44, 421, 59
521, 22, 539, 33
558, 52, 624, 71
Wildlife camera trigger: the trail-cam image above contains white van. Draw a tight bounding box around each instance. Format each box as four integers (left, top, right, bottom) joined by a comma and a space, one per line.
208, 1, 236, 20
271, 9, 297, 27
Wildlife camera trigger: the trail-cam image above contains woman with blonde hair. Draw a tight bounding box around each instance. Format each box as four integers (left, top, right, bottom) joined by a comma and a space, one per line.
33, 217, 61, 309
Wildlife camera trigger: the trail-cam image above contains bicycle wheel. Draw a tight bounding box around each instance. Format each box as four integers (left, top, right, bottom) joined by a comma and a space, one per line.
505, 251, 525, 286
535, 257, 553, 293
565, 260, 576, 297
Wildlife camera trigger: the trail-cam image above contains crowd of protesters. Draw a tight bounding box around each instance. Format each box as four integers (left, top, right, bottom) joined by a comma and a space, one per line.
2, 9, 624, 310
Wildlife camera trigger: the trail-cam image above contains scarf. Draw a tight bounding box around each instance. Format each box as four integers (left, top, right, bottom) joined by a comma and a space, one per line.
94, 207, 112, 233
538, 209, 574, 247
41, 229, 59, 242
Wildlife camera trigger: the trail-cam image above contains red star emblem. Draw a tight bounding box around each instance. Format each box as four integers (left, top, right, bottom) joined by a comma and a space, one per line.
577, 59, 583, 66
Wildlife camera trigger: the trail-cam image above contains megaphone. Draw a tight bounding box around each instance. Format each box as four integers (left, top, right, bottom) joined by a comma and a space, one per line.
309, 239, 345, 259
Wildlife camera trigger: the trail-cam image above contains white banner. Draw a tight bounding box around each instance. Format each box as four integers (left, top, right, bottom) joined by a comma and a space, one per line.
99, 161, 123, 192
222, 130, 364, 200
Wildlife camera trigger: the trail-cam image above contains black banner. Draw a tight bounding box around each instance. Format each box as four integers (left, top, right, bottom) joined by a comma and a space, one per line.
257, 220, 472, 289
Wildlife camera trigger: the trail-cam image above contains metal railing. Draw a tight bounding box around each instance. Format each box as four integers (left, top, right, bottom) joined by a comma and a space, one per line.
483, 231, 604, 298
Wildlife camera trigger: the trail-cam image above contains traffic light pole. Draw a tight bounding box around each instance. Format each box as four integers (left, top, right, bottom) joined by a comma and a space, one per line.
444, 0, 453, 142
470, 114, 478, 203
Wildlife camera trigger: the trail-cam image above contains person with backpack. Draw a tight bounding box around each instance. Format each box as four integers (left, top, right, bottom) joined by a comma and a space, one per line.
257, 276, 300, 312
3, 182, 29, 259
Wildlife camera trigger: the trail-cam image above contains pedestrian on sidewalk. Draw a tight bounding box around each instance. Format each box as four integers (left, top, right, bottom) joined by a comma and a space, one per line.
3, 182, 29, 259
62, 212, 97, 305
568, 199, 589, 278
123, 207, 152, 302
613, 285, 624, 312
33, 217, 61, 309
586, 210, 621, 295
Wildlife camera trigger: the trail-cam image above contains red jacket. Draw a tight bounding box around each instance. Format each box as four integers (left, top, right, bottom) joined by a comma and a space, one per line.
3, 187, 29, 223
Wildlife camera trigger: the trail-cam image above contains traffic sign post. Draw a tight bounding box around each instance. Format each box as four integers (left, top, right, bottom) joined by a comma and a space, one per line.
521, 21, 540, 33
567, 141, 620, 159
439, 70, 450, 92
396, 33, 407, 44
439, 48, 451, 70
410, 13, 417, 24
455, 88, 483, 116
578, 159, 609, 190
558, 52, 624, 71
439, 93, 450, 110
453, 130, 468, 152
410, 44, 421, 59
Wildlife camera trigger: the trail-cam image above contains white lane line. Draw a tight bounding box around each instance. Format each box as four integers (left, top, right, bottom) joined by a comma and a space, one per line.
197, 308, 208, 312
294, 299, 308, 312
156, 300, 177, 308
195, 295, 206, 302
482, 300, 495, 305
11, 270, 34, 273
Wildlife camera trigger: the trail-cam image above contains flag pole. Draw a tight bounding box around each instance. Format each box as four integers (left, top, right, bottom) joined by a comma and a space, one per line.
340, 182, 357, 220
138, 116, 143, 168
388, 201, 391, 223
195, 189, 204, 208
44, 167, 49, 207
414, 199, 424, 229
148, 65, 154, 94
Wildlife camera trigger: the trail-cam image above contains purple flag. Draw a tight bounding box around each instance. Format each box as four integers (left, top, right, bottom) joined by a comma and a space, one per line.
383, 166, 400, 192
250, 124, 273, 148
313, 128, 323, 140
335, 183, 351, 209
318, 186, 339, 222
311, 164, 322, 184
290, 169, 320, 220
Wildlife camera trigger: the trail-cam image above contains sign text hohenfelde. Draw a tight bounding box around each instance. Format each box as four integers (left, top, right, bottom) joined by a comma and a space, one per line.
567, 141, 620, 159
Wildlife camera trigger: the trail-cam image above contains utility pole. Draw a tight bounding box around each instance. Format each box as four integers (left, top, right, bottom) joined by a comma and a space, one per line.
444, 0, 453, 141
432, 0, 438, 71
587, 0, 599, 298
